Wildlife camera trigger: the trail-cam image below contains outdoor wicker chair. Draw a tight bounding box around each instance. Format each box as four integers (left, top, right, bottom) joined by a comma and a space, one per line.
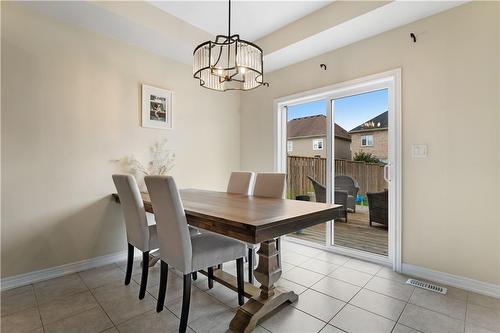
334, 175, 360, 212
307, 176, 348, 222
367, 190, 388, 227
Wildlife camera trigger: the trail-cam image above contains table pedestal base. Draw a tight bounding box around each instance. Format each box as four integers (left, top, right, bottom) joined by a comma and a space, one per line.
229, 239, 298, 332
229, 288, 298, 333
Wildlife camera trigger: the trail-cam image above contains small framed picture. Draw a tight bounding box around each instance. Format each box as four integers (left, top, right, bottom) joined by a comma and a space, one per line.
142, 84, 172, 129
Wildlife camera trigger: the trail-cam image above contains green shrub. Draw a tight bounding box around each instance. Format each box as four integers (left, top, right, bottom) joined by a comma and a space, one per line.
353, 152, 382, 164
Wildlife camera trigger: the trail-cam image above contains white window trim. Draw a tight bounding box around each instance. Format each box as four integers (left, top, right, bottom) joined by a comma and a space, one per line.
273, 68, 402, 272
361, 135, 374, 147
287, 141, 293, 152
312, 138, 324, 150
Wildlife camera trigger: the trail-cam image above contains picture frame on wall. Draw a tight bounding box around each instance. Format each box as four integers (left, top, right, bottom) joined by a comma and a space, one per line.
142, 84, 172, 129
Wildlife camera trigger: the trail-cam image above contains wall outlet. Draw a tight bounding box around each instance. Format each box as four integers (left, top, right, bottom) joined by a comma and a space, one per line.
412, 144, 428, 158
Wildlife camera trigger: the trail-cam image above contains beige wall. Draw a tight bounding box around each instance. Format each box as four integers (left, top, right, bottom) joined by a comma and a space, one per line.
1, 4, 240, 278
289, 136, 325, 158
350, 130, 388, 161
241, 2, 500, 285
288, 137, 351, 159
336, 138, 351, 161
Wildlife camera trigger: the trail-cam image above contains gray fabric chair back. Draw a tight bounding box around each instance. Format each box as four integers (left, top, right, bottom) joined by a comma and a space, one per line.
253, 173, 286, 199
112, 174, 151, 251
227, 171, 254, 195
145, 176, 193, 274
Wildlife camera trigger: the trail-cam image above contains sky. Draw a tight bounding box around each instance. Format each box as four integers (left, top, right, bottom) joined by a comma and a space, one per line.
287, 89, 388, 131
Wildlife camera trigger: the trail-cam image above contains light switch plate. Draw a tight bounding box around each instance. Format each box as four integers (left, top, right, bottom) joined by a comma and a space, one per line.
412, 144, 428, 158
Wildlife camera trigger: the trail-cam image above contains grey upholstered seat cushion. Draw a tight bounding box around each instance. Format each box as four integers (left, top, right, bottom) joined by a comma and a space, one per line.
191, 233, 247, 272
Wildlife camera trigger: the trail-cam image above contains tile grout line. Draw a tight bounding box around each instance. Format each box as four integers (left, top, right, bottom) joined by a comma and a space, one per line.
290, 243, 485, 312
289, 262, 377, 332
391, 286, 414, 333
78, 271, 123, 331
405, 289, 470, 324
22, 243, 481, 333
30, 283, 47, 333
463, 291, 468, 333
115, 261, 201, 332
264, 244, 478, 332
337, 267, 399, 328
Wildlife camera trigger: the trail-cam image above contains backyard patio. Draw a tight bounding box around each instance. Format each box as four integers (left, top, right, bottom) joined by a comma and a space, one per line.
287, 205, 388, 256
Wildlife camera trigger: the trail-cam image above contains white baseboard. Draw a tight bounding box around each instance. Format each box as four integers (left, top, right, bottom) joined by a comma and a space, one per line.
0, 250, 134, 291
402, 263, 500, 299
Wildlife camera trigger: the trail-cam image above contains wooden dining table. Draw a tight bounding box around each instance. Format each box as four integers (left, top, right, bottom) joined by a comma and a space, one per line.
114, 188, 340, 333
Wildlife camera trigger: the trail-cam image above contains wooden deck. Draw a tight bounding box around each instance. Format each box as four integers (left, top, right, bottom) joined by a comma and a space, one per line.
287, 206, 388, 256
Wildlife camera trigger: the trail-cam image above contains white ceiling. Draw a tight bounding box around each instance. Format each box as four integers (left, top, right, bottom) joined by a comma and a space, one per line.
24, 1, 468, 73
149, 1, 333, 41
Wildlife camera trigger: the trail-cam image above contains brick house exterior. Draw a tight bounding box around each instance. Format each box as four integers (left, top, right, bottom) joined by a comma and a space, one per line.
349, 111, 388, 162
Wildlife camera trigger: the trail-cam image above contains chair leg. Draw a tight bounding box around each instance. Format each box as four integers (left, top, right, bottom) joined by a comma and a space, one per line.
125, 243, 134, 285
156, 261, 168, 312
236, 258, 244, 306
180, 274, 192, 333
139, 251, 149, 299
207, 267, 214, 289
192, 271, 197, 280
247, 248, 254, 284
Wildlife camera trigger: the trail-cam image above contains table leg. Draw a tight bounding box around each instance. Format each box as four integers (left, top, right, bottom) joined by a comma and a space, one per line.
229, 239, 298, 333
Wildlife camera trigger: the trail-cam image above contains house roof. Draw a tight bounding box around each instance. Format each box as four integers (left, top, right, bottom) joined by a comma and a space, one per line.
349, 111, 388, 133
287, 115, 351, 141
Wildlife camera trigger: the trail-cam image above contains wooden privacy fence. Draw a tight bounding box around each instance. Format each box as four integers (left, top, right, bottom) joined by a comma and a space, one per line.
286, 156, 386, 199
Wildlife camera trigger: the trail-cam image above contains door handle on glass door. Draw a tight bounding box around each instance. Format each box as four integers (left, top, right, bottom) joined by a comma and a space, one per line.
384, 164, 391, 182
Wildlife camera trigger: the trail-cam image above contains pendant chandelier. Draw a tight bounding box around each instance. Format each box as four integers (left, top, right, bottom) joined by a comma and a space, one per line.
193, 0, 267, 91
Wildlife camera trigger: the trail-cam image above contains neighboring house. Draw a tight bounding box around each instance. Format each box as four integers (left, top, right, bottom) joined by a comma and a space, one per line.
349, 111, 388, 162
287, 115, 351, 159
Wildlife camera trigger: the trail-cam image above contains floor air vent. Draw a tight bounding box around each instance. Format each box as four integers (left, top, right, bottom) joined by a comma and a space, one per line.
406, 279, 447, 294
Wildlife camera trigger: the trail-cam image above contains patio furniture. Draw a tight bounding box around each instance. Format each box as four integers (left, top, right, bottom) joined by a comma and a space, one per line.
307, 176, 348, 221
367, 190, 388, 227
308, 176, 326, 203
334, 175, 360, 212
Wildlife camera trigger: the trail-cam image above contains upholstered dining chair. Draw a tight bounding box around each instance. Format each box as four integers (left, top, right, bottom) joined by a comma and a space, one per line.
145, 175, 247, 333
225, 171, 255, 285
248, 172, 286, 283
112, 174, 159, 300
227, 171, 255, 195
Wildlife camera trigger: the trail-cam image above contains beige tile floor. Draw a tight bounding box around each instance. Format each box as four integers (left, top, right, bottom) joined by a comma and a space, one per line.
2, 239, 500, 333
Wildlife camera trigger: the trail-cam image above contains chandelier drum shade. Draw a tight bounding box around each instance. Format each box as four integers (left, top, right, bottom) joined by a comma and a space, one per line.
193, 0, 266, 91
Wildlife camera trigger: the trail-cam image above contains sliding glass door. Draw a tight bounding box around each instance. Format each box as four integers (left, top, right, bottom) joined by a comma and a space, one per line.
285, 99, 328, 245
277, 71, 400, 266
331, 89, 389, 257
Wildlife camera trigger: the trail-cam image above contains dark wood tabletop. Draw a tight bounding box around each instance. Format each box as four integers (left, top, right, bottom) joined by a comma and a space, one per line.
135, 189, 340, 244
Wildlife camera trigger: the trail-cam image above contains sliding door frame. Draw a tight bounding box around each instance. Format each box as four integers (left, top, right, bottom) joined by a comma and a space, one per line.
273, 69, 402, 271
